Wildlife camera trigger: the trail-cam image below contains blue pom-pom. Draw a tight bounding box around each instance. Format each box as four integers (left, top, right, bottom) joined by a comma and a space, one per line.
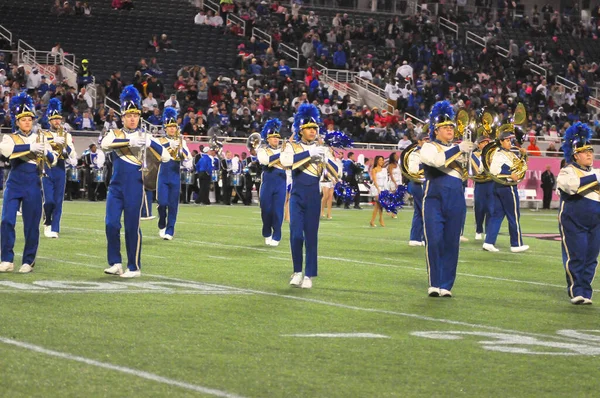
334, 181, 357, 202
562, 122, 593, 163
378, 186, 408, 214
261, 118, 282, 140
323, 130, 354, 149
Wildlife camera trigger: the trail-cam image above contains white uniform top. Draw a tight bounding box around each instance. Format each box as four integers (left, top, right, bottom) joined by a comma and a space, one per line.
557, 164, 600, 202
280, 142, 338, 180
391, 164, 402, 185
321, 158, 343, 183
0, 130, 58, 166
408, 149, 422, 175
44, 128, 78, 166
160, 135, 193, 170
372, 168, 388, 190
90, 149, 106, 169
490, 148, 518, 182
257, 146, 285, 170
101, 128, 170, 165
420, 141, 463, 180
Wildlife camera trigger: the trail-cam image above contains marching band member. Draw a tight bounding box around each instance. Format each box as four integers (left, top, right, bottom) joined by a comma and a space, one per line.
482, 130, 529, 253
257, 119, 286, 246
281, 104, 339, 289
557, 122, 599, 305
407, 132, 428, 246
471, 136, 493, 240
157, 107, 192, 240
195, 147, 214, 205
41, 98, 77, 238
420, 101, 473, 297
101, 85, 170, 278
83, 143, 106, 201
0, 92, 57, 273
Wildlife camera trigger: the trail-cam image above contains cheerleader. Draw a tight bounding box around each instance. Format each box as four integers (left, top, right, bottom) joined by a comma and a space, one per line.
369, 155, 388, 227
321, 151, 343, 219
387, 152, 401, 219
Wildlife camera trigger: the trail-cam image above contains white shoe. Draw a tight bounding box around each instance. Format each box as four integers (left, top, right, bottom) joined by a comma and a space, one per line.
104, 263, 123, 275
159, 228, 166, 238
571, 296, 585, 305
0, 262, 14, 272
265, 236, 272, 246
17, 211, 22, 216
475, 233, 483, 240
428, 287, 440, 297
483, 243, 500, 252
510, 245, 530, 253
301, 276, 312, 289
460, 236, 469, 242
44, 225, 53, 238
140, 216, 156, 221
121, 270, 141, 278
163, 234, 173, 241
289, 272, 303, 287
409, 240, 423, 247
583, 298, 593, 305
440, 289, 452, 297
269, 240, 280, 247
18, 264, 33, 273
50, 231, 59, 239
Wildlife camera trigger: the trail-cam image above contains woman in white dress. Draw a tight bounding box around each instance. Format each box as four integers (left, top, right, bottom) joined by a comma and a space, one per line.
387, 152, 402, 219
369, 155, 388, 227
320, 151, 343, 219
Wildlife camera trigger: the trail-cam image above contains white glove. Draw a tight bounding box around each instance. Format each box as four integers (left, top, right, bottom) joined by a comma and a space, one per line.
458, 141, 475, 153
169, 140, 180, 149
308, 146, 327, 158
129, 135, 151, 148
54, 136, 66, 146
30, 142, 45, 155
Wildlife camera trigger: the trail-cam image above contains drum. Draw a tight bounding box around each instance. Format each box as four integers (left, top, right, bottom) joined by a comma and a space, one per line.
67, 168, 80, 182
92, 168, 105, 183
211, 170, 219, 182
229, 173, 241, 187
355, 173, 365, 184
181, 170, 194, 185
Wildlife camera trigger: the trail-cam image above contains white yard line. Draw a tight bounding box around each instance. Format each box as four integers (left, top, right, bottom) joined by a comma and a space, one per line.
281, 333, 390, 339
32, 256, 600, 348
207, 255, 231, 260
0, 337, 246, 398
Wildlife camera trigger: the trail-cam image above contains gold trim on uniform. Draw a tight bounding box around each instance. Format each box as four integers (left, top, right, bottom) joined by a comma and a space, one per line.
8, 134, 36, 160
291, 143, 322, 176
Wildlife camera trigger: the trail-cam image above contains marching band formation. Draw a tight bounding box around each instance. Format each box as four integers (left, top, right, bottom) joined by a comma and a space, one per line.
0, 87, 598, 304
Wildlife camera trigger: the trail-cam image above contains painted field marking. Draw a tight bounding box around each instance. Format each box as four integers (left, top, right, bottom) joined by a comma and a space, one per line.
281, 333, 390, 339
0, 337, 246, 398
207, 255, 231, 260
30, 256, 600, 348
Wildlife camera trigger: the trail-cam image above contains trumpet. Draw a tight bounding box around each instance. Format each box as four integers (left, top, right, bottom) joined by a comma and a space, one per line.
138, 128, 148, 172
36, 131, 47, 177
55, 123, 66, 157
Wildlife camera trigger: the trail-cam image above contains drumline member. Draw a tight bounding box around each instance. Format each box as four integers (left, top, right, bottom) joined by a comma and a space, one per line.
84, 143, 106, 201
157, 106, 192, 240
257, 119, 287, 246
281, 104, 339, 289
0, 92, 58, 273
369, 155, 388, 227
420, 101, 473, 297
407, 132, 429, 246
557, 122, 599, 305
41, 98, 77, 238
101, 85, 170, 278
470, 135, 493, 240
482, 129, 529, 253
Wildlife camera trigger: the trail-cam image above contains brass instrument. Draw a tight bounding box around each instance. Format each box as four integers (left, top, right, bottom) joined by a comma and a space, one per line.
136, 128, 161, 191
246, 132, 263, 152
49, 123, 66, 158
481, 103, 528, 186
36, 131, 47, 177
456, 108, 473, 180
400, 142, 425, 183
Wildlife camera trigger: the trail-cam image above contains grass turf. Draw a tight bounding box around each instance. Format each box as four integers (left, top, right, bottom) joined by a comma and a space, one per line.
0, 201, 598, 397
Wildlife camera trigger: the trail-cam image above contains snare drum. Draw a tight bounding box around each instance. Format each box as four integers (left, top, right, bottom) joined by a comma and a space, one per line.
67, 168, 80, 182
211, 170, 219, 182
92, 168, 105, 183
180, 170, 194, 185
229, 173, 241, 187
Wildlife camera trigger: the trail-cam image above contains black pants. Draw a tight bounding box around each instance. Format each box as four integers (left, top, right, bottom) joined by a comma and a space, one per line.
346, 178, 361, 208
245, 175, 260, 205
222, 181, 232, 205
196, 173, 211, 204
542, 187, 553, 209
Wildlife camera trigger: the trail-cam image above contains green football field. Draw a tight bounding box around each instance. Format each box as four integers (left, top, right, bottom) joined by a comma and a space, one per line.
0, 200, 599, 397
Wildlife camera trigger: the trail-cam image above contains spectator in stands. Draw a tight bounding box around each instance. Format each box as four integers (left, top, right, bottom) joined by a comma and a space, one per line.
142, 92, 158, 112
77, 87, 93, 111
333, 45, 347, 69
146, 75, 164, 99
546, 142, 560, 157
194, 10, 207, 25
148, 108, 162, 125
77, 59, 93, 88
25, 68, 41, 95
74, 110, 96, 130
159, 34, 177, 53
206, 11, 224, 27
527, 138, 542, 156
164, 93, 180, 112
397, 134, 411, 150
50, 43, 64, 63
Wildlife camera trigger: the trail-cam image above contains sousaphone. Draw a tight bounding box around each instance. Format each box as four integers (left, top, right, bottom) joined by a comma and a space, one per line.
400, 142, 425, 183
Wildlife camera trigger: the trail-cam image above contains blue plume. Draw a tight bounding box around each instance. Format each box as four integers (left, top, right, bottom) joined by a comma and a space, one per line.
293, 103, 321, 141
10, 91, 36, 131
323, 129, 354, 149
334, 181, 357, 202
46, 97, 63, 119
562, 122, 593, 163
378, 185, 408, 214
261, 118, 282, 140
162, 106, 178, 126
428, 100, 455, 140
120, 85, 142, 113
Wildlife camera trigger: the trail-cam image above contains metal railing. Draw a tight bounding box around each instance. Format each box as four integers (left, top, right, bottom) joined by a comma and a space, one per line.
204, 0, 219, 15
321, 68, 357, 84
104, 97, 155, 133
465, 30, 486, 47
226, 13, 246, 37
526, 60, 547, 78
279, 42, 299, 69
404, 112, 426, 125
251, 27, 272, 48
0, 24, 12, 46
439, 17, 459, 40
496, 45, 509, 58
353, 76, 389, 111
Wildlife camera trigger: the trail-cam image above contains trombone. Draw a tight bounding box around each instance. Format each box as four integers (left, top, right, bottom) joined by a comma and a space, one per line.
36, 131, 48, 177
138, 128, 148, 172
